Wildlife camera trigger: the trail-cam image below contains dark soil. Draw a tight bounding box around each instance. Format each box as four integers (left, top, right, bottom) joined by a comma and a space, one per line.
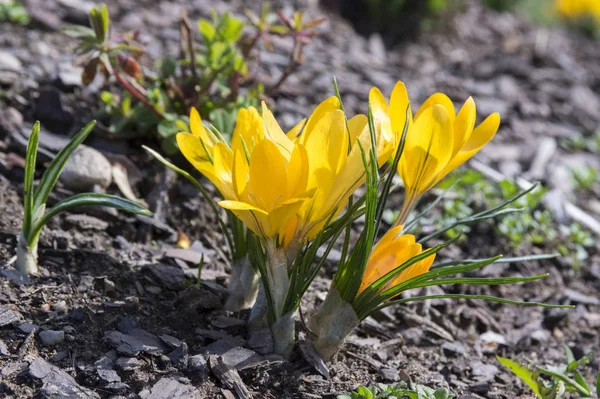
1, 0, 599, 398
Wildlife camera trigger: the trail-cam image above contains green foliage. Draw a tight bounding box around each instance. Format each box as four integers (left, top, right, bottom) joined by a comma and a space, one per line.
560, 131, 600, 153
481, 0, 521, 12
337, 381, 455, 399
497, 345, 600, 399
435, 169, 593, 268
571, 165, 598, 192
64, 3, 324, 154
0, 1, 29, 25
18, 122, 151, 274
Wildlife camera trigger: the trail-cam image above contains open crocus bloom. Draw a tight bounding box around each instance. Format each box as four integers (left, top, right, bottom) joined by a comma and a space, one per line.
358, 225, 435, 295
370, 81, 501, 223
176, 108, 236, 200
280, 96, 394, 248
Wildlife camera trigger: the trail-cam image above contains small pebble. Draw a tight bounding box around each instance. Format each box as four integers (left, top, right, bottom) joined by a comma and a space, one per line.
39, 330, 65, 346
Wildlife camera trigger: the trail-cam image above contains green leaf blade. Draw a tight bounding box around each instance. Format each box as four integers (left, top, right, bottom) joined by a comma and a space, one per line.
23, 121, 41, 236
497, 356, 541, 398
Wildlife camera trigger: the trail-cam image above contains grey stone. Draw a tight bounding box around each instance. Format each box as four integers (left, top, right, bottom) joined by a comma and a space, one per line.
149, 264, 185, 289
65, 214, 109, 231
247, 328, 273, 355
168, 343, 189, 370
60, 146, 112, 191
470, 361, 499, 382
0, 269, 32, 286
18, 323, 39, 334
201, 340, 261, 369
105, 328, 169, 356
29, 357, 100, 398
0, 305, 22, 327
118, 317, 137, 334
0, 339, 9, 356
187, 354, 207, 377
97, 368, 121, 383
441, 342, 466, 357
0, 51, 22, 71
378, 367, 399, 382
58, 63, 83, 87
159, 334, 182, 349
564, 289, 600, 305
140, 377, 200, 399
115, 356, 144, 371
39, 330, 65, 346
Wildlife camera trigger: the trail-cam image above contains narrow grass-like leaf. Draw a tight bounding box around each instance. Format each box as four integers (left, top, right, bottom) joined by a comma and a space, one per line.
565, 345, 576, 369
247, 235, 276, 323
595, 370, 599, 399
403, 180, 459, 233
408, 274, 549, 289
379, 294, 574, 310
419, 207, 522, 244
431, 253, 559, 270
33, 121, 97, 216
29, 193, 151, 244
574, 371, 591, 394
478, 182, 538, 218
537, 366, 591, 396
23, 122, 40, 236
143, 145, 234, 255
497, 356, 541, 398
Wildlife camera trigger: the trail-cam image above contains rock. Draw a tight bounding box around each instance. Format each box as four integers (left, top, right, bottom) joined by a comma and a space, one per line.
18, 323, 39, 334
115, 356, 144, 371
0, 269, 32, 286
60, 146, 112, 191
531, 329, 551, 343
63, 326, 76, 334
53, 300, 68, 314
0, 339, 9, 356
65, 214, 109, 231
39, 330, 65, 346
247, 328, 273, 355
139, 377, 200, 399
201, 340, 261, 370
159, 334, 182, 349
104, 328, 169, 356
0, 51, 22, 71
51, 351, 69, 362
69, 307, 86, 322
118, 317, 137, 334
94, 356, 113, 370
97, 368, 121, 383
378, 367, 399, 382
479, 331, 506, 353
58, 63, 83, 87
149, 263, 185, 290
441, 342, 466, 357
211, 316, 245, 329
187, 354, 208, 378
0, 306, 22, 327
564, 289, 600, 305
32, 87, 74, 133
163, 248, 206, 265
77, 276, 95, 293
544, 307, 570, 329
29, 357, 100, 398
470, 361, 499, 382
168, 343, 189, 370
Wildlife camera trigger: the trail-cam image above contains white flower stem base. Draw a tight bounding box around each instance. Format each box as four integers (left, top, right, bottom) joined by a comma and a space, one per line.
309, 285, 360, 361
271, 311, 295, 358
225, 256, 259, 311
16, 234, 38, 275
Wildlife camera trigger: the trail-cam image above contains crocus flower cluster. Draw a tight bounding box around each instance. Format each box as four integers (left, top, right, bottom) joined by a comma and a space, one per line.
176, 79, 565, 361
555, 0, 600, 22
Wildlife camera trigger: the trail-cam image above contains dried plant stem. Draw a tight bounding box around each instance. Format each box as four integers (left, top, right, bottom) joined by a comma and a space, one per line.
309, 286, 359, 361
225, 256, 259, 311
113, 69, 164, 119
16, 234, 38, 275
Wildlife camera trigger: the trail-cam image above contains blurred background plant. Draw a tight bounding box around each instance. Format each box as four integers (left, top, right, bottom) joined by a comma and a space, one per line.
337, 381, 455, 399
0, 0, 29, 25
497, 345, 600, 399
407, 169, 595, 270
64, 4, 325, 154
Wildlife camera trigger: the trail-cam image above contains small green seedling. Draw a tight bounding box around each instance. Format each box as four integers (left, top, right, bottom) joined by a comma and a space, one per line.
337, 381, 455, 399
17, 121, 152, 275
498, 345, 600, 399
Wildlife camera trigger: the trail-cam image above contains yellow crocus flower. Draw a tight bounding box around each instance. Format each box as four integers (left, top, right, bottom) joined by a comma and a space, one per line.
370, 81, 501, 224
281, 96, 391, 249
176, 108, 235, 200
358, 225, 435, 295
555, 0, 600, 21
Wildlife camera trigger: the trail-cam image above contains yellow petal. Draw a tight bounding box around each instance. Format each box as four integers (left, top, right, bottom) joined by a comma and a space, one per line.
436, 112, 500, 181
231, 107, 264, 155
452, 97, 476, 157
218, 200, 268, 214
369, 87, 393, 150
247, 139, 288, 212
218, 200, 266, 238
232, 149, 250, 201
414, 93, 455, 124
286, 118, 306, 141
302, 96, 340, 138
400, 104, 454, 198
177, 132, 217, 181
391, 247, 435, 287
190, 107, 203, 137
287, 144, 309, 199
265, 198, 307, 238
261, 101, 294, 157
389, 81, 413, 141
211, 142, 235, 199
348, 114, 368, 145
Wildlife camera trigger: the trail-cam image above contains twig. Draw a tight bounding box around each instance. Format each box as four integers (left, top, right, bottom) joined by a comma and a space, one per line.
113, 69, 164, 119
179, 12, 197, 80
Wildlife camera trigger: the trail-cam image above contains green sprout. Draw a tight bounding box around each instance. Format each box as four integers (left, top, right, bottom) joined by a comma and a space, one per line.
338, 381, 455, 399
498, 345, 600, 399
17, 121, 152, 275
